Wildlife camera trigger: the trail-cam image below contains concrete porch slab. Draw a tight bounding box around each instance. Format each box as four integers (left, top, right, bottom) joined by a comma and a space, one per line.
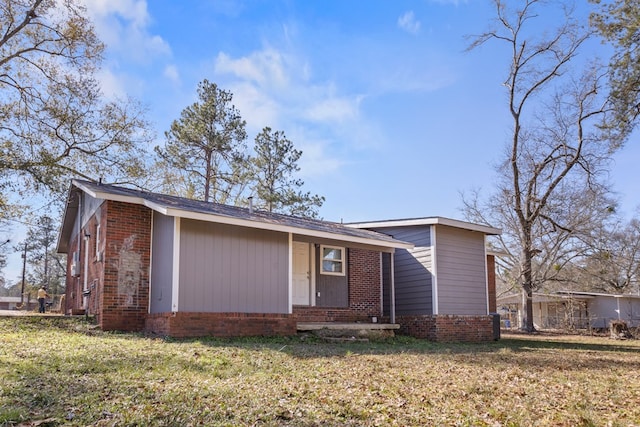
297, 322, 400, 331
297, 322, 399, 340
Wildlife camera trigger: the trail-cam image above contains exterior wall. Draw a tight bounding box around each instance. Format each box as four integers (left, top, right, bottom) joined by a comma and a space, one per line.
487, 255, 497, 313
145, 312, 296, 338
435, 225, 488, 315
177, 219, 289, 314
64, 196, 108, 317
589, 297, 640, 328
376, 226, 433, 316
149, 212, 174, 314
396, 315, 495, 342
294, 248, 382, 322
63, 197, 151, 330
100, 201, 151, 331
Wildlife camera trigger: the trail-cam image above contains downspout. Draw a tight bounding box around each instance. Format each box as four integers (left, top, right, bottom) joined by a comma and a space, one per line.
379, 253, 383, 321
431, 225, 439, 315
390, 252, 396, 324
83, 233, 90, 311
483, 237, 490, 315
77, 190, 83, 312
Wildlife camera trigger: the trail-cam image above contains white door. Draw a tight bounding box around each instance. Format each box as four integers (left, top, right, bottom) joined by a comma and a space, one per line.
292, 241, 310, 305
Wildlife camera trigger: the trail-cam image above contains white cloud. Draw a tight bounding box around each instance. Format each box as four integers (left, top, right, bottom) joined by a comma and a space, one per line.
163, 64, 181, 85
215, 49, 288, 88
304, 96, 362, 123
398, 11, 421, 35
213, 46, 378, 178
96, 69, 128, 99
83, 0, 170, 62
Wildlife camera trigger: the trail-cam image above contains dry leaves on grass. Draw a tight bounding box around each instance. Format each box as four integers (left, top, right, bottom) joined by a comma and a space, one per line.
1, 318, 640, 426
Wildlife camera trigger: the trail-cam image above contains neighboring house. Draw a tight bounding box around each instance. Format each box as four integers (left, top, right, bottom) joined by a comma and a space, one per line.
57, 180, 501, 341
0, 296, 37, 310
348, 218, 501, 341
497, 291, 640, 329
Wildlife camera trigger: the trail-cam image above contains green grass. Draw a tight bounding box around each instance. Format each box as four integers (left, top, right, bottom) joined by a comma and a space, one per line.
1, 317, 639, 426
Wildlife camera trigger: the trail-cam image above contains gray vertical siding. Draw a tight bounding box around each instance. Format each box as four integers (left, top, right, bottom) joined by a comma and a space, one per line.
178, 219, 289, 313
377, 226, 433, 316
150, 213, 174, 313
435, 225, 487, 315
315, 248, 348, 307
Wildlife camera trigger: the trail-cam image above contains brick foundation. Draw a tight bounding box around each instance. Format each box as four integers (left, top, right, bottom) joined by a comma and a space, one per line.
293, 307, 373, 323
145, 312, 297, 338
396, 315, 494, 342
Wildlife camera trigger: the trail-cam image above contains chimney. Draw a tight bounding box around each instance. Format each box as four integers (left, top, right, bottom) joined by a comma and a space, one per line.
248, 196, 253, 214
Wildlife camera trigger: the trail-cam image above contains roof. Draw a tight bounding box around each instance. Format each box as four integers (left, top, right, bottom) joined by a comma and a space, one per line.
556, 290, 640, 300
57, 180, 414, 253
497, 291, 640, 305
346, 216, 502, 235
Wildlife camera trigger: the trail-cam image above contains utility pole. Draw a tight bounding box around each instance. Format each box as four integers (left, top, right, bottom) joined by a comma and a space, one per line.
20, 242, 27, 306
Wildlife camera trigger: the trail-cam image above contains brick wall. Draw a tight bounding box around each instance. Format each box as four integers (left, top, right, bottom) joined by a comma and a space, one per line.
487, 254, 497, 313
64, 204, 107, 316
396, 315, 495, 342
295, 247, 382, 323
145, 312, 297, 338
64, 233, 83, 315
99, 200, 152, 331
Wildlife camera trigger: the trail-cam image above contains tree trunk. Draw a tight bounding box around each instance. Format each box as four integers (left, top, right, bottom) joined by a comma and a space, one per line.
521, 232, 536, 332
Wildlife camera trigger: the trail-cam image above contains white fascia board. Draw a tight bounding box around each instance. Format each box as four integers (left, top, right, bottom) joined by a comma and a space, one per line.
162, 207, 413, 250
73, 180, 146, 205
348, 217, 502, 236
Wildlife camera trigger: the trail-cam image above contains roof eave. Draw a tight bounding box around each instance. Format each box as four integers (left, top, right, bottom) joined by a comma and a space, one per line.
162, 207, 413, 250
70, 180, 413, 251
347, 217, 502, 235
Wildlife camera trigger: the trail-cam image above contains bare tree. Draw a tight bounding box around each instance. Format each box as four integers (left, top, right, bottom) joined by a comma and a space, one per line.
577, 216, 640, 294
0, 0, 152, 216
466, 0, 630, 332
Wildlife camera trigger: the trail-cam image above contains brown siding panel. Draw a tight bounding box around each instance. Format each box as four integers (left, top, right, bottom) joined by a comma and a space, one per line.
178, 220, 289, 314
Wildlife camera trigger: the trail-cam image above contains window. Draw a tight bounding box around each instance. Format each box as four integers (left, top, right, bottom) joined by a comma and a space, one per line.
320, 245, 345, 276
95, 224, 101, 255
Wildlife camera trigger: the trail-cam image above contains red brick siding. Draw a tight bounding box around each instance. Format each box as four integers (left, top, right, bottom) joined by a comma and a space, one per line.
99, 201, 151, 331
64, 233, 82, 314
396, 315, 494, 342
295, 248, 382, 322
64, 204, 108, 316
487, 254, 497, 313
145, 312, 296, 338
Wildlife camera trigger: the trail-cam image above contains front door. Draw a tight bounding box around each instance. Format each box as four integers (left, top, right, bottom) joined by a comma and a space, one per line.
292, 241, 310, 305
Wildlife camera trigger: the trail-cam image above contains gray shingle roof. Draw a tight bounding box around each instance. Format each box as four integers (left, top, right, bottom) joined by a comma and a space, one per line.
69, 180, 412, 249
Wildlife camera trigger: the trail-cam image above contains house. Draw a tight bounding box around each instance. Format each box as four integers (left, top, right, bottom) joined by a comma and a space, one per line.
57, 180, 500, 341
0, 296, 37, 310
348, 218, 501, 341
497, 291, 640, 330
56, 180, 414, 338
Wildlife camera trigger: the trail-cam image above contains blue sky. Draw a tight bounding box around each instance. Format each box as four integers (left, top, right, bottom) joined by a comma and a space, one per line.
84, 0, 639, 223
86, 0, 515, 222
2, 0, 640, 282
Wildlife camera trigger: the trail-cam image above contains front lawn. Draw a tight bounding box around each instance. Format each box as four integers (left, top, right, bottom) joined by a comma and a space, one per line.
1, 317, 639, 426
